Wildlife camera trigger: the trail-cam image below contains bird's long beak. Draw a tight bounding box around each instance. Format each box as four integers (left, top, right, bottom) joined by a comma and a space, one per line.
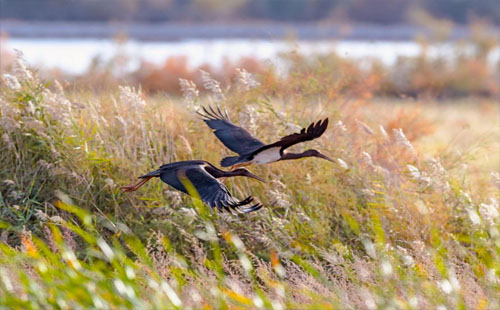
245, 171, 266, 182
317, 152, 335, 162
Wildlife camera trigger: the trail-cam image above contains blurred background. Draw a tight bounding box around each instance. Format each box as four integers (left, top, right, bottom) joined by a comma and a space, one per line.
0, 0, 499, 97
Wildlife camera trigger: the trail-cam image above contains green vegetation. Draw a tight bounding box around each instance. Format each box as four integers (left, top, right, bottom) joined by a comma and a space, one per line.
0, 51, 499, 309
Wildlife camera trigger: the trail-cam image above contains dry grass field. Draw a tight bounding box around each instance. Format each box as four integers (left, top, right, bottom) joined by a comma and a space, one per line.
0, 43, 499, 309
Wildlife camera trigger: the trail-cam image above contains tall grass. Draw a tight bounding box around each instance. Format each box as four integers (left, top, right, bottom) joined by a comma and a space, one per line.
0, 54, 499, 309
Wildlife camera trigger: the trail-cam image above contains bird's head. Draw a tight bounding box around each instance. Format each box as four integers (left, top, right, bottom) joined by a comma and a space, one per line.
232, 168, 265, 182
303, 149, 334, 162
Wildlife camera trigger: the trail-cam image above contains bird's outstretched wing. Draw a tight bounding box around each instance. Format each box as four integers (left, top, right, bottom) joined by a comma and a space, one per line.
253, 118, 329, 154
182, 167, 262, 213
197, 106, 265, 155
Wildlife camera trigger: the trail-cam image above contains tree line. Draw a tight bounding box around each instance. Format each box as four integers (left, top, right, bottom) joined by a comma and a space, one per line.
1, 0, 499, 24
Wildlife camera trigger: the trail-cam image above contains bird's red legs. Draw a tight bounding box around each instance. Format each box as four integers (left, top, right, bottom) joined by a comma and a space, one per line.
120, 177, 152, 192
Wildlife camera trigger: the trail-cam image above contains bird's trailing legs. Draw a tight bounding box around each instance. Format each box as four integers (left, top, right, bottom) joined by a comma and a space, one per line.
120, 176, 153, 192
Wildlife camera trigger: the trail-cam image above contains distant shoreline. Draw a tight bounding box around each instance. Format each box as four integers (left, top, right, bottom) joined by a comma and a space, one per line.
1, 21, 492, 41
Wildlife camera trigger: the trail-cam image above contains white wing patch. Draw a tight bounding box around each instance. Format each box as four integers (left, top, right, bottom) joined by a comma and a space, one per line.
252, 147, 281, 164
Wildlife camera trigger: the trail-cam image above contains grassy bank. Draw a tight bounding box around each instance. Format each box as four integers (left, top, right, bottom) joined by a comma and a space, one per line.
0, 56, 499, 309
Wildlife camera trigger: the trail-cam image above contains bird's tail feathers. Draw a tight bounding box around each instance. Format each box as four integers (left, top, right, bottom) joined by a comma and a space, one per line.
221, 156, 243, 167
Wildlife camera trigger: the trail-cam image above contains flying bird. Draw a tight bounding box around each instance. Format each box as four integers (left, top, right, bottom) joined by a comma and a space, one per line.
121, 160, 264, 213
198, 106, 333, 167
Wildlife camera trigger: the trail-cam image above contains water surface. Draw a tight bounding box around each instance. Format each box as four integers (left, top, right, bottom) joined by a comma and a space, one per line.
3, 38, 499, 74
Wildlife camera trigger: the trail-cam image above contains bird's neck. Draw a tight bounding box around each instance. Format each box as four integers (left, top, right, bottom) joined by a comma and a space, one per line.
204, 165, 227, 178
280, 151, 309, 161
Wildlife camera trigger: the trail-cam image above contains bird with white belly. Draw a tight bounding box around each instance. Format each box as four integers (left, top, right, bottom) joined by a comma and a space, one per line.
198, 106, 333, 168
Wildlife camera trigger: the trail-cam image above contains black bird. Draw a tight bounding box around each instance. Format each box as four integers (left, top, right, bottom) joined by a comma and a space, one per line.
198, 106, 333, 167
121, 160, 264, 213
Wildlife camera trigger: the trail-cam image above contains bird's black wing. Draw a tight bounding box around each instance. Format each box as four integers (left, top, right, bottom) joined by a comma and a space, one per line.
197, 106, 265, 155
252, 118, 329, 154
182, 167, 262, 213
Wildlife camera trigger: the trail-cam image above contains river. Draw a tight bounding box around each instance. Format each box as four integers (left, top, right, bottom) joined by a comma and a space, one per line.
2, 38, 499, 74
